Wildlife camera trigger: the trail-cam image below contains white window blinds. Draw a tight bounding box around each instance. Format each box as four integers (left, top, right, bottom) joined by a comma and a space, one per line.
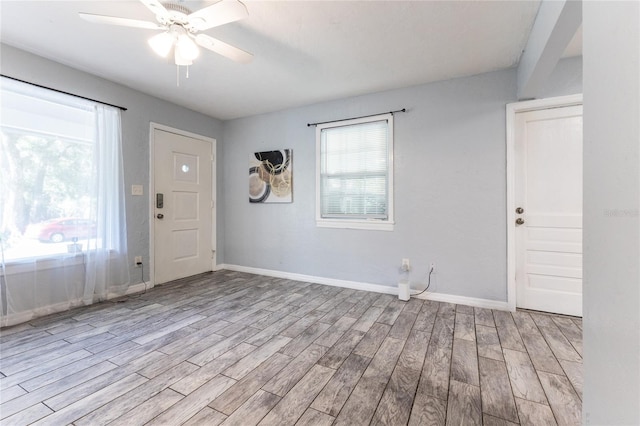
319, 117, 391, 221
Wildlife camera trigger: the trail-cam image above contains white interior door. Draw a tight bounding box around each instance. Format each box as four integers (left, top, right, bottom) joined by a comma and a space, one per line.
514, 105, 583, 316
153, 127, 215, 285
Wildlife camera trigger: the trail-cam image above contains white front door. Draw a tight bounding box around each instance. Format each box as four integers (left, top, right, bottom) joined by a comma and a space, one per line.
514, 105, 583, 316
152, 127, 215, 285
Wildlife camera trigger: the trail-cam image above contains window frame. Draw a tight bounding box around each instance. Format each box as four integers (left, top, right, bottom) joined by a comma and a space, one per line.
315, 113, 395, 231
0, 77, 124, 266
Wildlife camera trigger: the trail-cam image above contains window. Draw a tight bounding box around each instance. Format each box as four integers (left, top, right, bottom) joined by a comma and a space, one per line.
1, 77, 130, 323
316, 113, 394, 230
0, 77, 126, 262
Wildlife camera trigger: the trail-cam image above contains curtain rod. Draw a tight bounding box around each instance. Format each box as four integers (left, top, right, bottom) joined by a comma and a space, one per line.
307, 108, 406, 127
1, 74, 128, 111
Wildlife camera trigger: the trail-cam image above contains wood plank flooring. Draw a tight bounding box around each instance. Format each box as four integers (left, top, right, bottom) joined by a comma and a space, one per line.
0, 271, 583, 425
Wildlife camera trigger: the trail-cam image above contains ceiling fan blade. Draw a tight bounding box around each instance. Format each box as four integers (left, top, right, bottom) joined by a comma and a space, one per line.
79, 12, 162, 30
139, 0, 171, 24
188, 0, 248, 31
195, 34, 253, 63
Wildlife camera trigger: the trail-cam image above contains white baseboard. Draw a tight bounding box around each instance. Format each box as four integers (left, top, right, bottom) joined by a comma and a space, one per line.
122, 282, 151, 295
1, 298, 86, 328
412, 290, 510, 311
219, 264, 397, 295
2, 282, 153, 328
219, 264, 511, 311
213, 264, 226, 272
1, 310, 37, 328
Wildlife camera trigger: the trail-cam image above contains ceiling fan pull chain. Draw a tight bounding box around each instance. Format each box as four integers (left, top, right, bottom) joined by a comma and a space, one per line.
186, 65, 190, 79
176, 64, 180, 87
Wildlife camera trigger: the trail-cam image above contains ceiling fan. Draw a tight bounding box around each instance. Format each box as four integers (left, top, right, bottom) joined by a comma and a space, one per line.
79, 0, 252, 67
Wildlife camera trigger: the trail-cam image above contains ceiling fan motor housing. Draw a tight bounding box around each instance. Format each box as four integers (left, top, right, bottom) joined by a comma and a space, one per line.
158, 3, 192, 28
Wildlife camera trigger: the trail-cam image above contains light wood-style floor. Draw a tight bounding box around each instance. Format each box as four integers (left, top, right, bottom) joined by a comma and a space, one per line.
0, 270, 582, 425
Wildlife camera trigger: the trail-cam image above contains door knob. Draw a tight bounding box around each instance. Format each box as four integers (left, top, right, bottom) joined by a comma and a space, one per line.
157, 213, 164, 219
515, 218, 525, 225
516, 207, 524, 214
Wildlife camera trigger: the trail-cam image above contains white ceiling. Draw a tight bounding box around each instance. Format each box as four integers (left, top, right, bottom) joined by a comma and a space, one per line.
0, 1, 580, 120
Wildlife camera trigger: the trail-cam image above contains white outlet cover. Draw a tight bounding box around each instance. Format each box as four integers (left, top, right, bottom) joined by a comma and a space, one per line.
131, 185, 143, 196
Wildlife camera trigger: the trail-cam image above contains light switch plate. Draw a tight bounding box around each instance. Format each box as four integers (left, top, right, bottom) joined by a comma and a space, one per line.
131, 185, 143, 196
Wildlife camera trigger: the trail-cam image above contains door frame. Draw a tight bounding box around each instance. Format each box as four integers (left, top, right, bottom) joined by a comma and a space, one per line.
506, 94, 583, 311
148, 122, 217, 287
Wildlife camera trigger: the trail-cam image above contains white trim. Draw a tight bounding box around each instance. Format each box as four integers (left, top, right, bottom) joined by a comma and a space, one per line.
1, 249, 123, 276
219, 264, 509, 311
149, 124, 156, 288
149, 122, 217, 288
1, 284, 149, 328
1, 253, 85, 275
121, 281, 149, 295
220, 263, 397, 295
1, 311, 37, 328
316, 219, 395, 231
411, 290, 510, 311
505, 94, 583, 312
315, 113, 395, 231
213, 263, 226, 272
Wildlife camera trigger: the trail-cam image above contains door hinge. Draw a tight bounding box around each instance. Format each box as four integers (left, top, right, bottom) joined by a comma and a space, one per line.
211, 249, 215, 259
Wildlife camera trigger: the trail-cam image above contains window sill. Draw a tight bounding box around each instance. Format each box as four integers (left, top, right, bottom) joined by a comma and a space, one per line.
2, 252, 85, 276
317, 219, 395, 231
1, 249, 118, 276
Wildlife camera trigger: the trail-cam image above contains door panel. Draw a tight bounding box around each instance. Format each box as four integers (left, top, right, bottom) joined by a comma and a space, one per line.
153, 128, 214, 285
515, 105, 583, 316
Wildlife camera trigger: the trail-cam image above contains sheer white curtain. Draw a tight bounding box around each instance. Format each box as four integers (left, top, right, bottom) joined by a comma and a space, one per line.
0, 77, 130, 327
82, 105, 130, 304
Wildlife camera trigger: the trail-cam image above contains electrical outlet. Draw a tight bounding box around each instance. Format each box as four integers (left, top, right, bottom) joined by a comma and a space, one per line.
402, 258, 410, 271
134, 256, 142, 266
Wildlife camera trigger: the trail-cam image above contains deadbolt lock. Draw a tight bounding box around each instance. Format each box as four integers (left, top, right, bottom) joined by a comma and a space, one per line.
515, 207, 524, 214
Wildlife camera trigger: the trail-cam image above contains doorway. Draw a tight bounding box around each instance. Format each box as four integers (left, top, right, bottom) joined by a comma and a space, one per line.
507, 95, 583, 316
150, 124, 216, 285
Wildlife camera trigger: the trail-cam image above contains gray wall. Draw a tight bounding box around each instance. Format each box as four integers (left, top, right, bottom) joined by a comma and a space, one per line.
540, 55, 583, 99
1, 44, 224, 286
583, 1, 639, 423
1, 43, 583, 306
222, 59, 583, 302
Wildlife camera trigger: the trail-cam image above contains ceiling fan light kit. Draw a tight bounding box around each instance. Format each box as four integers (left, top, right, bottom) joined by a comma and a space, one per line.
80, 0, 252, 81
148, 31, 175, 57
177, 33, 200, 61
175, 43, 197, 67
